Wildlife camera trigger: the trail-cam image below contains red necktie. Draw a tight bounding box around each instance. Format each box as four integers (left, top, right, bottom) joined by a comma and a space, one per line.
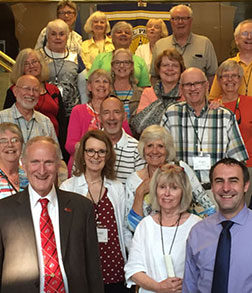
39, 198, 65, 293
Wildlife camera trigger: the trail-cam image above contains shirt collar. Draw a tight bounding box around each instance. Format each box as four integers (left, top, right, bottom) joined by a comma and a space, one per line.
29, 183, 57, 209
172, 32, 192, 47
216, 204, 249, 226
186, 99, 209, 116
13, 103, 36, 121
115, 129, 127, 148
78, 174, 111, 188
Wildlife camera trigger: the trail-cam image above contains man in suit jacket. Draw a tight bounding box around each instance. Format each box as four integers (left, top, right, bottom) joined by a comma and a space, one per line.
0, 136, 104, 293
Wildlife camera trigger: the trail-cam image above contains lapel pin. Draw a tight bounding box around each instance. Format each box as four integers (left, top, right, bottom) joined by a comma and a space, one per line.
64, 208, 72, 213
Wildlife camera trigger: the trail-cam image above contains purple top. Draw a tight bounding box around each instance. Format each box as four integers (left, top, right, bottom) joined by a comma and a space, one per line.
183, 205, 252, 293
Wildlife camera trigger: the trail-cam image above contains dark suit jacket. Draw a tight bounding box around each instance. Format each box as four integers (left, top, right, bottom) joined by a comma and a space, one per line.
0, 187, 104, 293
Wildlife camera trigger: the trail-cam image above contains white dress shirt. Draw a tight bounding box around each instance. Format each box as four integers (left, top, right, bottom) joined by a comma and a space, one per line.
29, 184, 69, 293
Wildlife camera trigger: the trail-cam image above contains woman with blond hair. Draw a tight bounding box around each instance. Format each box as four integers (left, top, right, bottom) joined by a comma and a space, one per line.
111, 48, 143, 120
3, 48, 66, 139
125, 163, 201, 293
135, 18, 168, 72
82, 11, 114, 71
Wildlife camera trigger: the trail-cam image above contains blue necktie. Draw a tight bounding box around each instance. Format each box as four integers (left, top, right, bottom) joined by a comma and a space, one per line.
211, 220, 234, 293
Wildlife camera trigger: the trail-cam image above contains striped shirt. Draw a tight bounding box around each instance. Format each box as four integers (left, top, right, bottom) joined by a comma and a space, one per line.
0, 168, 28, 199
161, 101, 248, 183
114, 129, 145, 185
114, 89, 133, 120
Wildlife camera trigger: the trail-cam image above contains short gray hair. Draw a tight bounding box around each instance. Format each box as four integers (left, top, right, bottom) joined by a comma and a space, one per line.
217, 59, 244, 80
22, 136, 61, 162
111, 21, 133, 38
170, 4, 193, 18
234, 19, 252, 38
149, 163, 192, 213
46, 19, 69, 39
138, 125, 176, 161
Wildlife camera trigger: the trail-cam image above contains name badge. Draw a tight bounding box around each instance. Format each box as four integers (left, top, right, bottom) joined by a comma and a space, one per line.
97, 227, 108, 243
193, 154, 211, 170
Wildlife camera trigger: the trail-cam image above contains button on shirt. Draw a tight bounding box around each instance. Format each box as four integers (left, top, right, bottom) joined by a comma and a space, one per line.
29, 184, 69, 293
183, 206, 252, 293
161, 101, 248, 183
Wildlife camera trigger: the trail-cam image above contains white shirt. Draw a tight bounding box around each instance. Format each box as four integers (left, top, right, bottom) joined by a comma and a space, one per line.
29, 184, 69, 293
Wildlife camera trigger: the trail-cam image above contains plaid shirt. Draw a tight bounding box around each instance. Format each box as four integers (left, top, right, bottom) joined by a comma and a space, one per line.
161, 101, 248, 183
0, 104, 59, 145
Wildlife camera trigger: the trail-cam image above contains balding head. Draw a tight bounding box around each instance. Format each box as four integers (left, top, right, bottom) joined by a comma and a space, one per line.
180, 67, 209, 112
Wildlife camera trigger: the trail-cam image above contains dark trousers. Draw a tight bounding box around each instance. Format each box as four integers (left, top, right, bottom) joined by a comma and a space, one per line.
104, 282, 136, 293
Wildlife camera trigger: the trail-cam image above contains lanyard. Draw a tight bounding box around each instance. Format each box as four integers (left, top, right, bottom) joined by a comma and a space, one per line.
88, 178, 104, 224
160, 212, 182, 256
15, 107, 35, 143
243, 66, 252, 96
187, 106, 209, 154
0, 169, 18, 194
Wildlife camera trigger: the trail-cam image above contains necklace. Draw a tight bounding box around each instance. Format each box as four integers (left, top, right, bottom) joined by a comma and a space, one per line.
88, 178, 104, 205
86, 178, 102, 184
50, 49, 67, 84
160, 212, 182, 256
114, 86, 132, 101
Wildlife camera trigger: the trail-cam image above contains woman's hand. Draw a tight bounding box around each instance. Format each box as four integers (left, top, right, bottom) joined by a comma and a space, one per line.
132, 177, 150, 217
157, 277, 183, 293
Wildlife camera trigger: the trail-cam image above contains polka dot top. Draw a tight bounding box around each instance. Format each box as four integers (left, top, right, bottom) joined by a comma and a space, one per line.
94, 189, 125, 284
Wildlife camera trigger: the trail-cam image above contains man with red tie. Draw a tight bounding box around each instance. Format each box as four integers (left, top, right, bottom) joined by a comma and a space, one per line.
0, 136, 103, 293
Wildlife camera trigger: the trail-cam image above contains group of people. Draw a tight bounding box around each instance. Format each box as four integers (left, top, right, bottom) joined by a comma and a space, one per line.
1, 1, 252, 292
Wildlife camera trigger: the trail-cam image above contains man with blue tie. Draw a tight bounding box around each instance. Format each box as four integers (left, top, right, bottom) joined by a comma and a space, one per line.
183, 158, 252, 292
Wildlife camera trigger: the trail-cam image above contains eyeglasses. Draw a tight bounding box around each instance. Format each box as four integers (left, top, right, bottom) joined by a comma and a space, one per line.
181, 81, 206, 90
0, 137, 21, 145
160, 164, 184, 173
112, 60, 133, 67
84, 149, 107, 158
58, 11, 75, 16
24, 60, 40, 67
220, 74, 240, 81
16, 85, 39, 94
240, 31, 252, 38
171, 16, 191, 22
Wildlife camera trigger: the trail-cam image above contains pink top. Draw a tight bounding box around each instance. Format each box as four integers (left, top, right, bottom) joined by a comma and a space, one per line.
65, 103, 132, 175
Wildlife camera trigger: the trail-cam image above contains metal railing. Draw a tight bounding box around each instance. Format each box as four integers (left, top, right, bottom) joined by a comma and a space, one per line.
0, 51, 15, 72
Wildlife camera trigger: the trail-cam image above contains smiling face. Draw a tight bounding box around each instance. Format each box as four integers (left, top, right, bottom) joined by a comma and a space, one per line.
100, 97, 126, 137
170, 6, 192, 38
156, 174, 183, 212
218, 68, 242, 96
211, 163, 249, 219
87, 74, 111, 101
159, 56, 181, 85
112, 26, 132, 49
180, 68, 208, 110
84, 137, 107, 174
112, 51, 133, 79
13, 75, 40, 111
144, 139, 167, 168
22, 141, 60, 197
47, 26, 68, 53
0, 130, 22, 164
235, 22, 252, 53
23, 53, 42, 78
57, 5, 76, 28
92, 17, 107, 36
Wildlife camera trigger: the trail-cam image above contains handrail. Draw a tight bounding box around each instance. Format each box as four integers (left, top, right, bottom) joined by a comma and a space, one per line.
0, 51, 15, 72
